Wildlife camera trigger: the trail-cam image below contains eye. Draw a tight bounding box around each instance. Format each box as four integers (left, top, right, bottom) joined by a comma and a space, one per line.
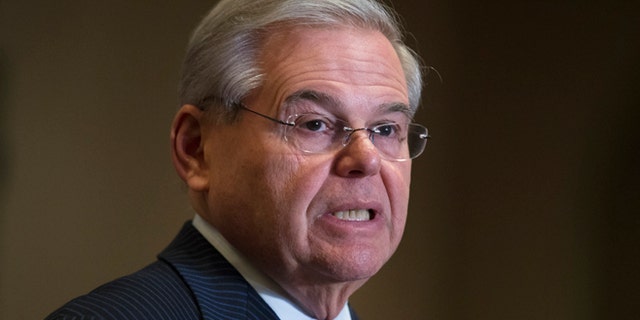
295, 114, 333, 132
373, 123, 400, 137
302, 119, 326, 131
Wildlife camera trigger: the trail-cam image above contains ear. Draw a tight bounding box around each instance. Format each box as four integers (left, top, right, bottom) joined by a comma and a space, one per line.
170, 104, 209, 191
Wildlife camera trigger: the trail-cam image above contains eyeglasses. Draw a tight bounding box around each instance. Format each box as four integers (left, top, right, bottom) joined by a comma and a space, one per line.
239, 105, 429, 162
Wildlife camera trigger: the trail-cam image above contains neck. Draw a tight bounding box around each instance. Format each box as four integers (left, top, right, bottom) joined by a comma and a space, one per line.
276, 277, 366, 320
192, 211, 363, 319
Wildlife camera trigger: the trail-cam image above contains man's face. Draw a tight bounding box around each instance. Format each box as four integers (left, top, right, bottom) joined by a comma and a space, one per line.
200, 26, 412, 287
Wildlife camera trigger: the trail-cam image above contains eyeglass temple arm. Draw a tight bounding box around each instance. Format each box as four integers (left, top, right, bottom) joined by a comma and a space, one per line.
237, 104, 293, 126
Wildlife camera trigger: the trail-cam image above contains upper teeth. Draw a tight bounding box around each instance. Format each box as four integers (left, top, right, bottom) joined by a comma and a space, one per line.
333, 209, 371, 221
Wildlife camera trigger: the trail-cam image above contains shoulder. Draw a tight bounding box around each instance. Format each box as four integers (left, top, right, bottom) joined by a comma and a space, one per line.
45, 260, 200, 320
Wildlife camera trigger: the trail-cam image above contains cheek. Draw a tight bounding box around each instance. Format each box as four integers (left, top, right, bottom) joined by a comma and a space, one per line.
207, 153, 303, 247
263, 154, 331, 214
384, 163, 412, 234
386, 160, 411, 195
260, 155, 334, 252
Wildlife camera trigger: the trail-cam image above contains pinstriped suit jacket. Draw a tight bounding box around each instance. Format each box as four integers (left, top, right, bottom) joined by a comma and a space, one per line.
45, 222, 360, 320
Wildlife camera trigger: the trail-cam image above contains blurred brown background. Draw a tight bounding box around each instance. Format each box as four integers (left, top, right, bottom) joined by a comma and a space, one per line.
1, 1, 638, 319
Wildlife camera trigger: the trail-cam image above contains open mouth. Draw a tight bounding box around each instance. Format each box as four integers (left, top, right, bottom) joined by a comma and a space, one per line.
331, 209, 374, 221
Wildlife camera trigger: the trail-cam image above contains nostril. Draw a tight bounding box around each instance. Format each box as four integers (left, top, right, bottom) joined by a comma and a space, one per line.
346, 169, 365, 177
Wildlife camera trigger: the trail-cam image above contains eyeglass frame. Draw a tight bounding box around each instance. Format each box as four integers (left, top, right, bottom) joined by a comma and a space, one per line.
235, 103, 429, 162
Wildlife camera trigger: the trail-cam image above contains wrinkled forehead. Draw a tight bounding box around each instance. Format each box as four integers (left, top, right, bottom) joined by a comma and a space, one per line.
254, 25, 410, 119
283, 89, 412, 121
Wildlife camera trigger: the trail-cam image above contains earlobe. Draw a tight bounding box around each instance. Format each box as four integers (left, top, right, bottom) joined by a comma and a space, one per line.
171, 105, 209, 191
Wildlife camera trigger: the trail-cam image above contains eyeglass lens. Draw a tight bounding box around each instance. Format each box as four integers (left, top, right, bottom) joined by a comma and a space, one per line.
284, 114, 428, 161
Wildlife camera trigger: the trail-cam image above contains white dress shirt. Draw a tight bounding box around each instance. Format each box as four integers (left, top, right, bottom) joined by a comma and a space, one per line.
193, 214, 353, 320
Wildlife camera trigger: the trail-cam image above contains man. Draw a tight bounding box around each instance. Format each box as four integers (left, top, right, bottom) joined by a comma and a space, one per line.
46, 0, 428, 319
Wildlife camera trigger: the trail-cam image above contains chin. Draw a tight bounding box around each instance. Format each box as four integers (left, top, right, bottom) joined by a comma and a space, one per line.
318, 247, 390, 282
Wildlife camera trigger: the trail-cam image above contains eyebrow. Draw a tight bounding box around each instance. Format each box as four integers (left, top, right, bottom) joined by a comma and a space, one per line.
381, 102, 413, 119
284, 90, 341, 109
284, 89, 412, 119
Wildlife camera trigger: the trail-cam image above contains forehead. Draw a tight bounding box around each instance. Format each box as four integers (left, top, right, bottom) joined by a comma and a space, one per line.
254, 25, 409, 116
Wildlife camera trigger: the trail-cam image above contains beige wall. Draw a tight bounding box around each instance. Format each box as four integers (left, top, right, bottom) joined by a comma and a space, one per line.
1, 1, 638, 319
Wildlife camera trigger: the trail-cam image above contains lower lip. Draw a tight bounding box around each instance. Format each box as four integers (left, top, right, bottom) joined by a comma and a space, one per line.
316, 212, 384, 236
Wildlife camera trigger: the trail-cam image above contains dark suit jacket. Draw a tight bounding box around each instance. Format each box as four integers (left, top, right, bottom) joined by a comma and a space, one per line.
46, 222, 360, 320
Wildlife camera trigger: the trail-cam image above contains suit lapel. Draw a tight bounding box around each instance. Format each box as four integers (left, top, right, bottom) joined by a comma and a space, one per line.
158, 222, 280, 320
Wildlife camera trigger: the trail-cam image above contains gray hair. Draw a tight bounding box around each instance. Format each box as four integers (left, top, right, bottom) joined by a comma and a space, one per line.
178, 0, 423, 121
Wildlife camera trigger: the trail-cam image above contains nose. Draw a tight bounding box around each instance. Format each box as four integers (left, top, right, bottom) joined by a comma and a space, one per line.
341, 127, 371, 146
334, 130, 382, 177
